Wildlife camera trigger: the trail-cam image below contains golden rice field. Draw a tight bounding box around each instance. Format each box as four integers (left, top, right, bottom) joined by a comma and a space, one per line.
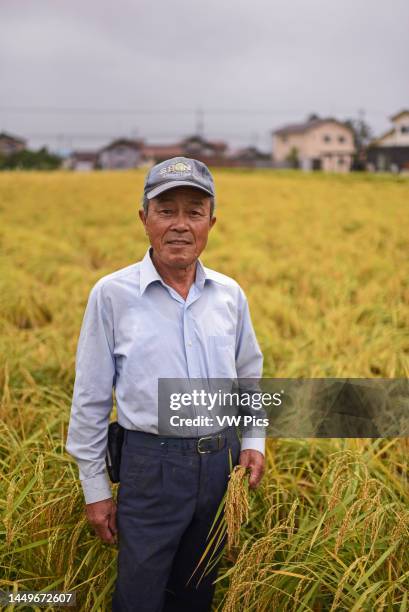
0, 169, 409, 611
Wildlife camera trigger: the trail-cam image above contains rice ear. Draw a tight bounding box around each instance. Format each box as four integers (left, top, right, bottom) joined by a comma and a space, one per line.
189, 462, 251, 587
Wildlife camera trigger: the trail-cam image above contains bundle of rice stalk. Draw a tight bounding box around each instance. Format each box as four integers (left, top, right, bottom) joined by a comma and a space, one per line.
225, 465, 250, 552
188, 458, 250, 588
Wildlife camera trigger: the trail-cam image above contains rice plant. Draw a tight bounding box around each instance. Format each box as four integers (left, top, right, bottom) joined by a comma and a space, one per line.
0, 169, 408, 610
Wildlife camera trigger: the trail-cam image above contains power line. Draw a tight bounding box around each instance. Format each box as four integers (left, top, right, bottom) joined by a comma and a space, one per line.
196, 108, 204, 137
0, 106, 192, 116
0, 105, 389, 117
21, 131, 273, 141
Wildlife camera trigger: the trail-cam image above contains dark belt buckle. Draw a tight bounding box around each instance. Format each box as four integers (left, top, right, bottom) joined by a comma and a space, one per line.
197, 434, 223, 454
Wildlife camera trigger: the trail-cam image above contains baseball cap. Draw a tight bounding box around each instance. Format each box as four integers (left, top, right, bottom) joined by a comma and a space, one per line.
143, 157, 215, 200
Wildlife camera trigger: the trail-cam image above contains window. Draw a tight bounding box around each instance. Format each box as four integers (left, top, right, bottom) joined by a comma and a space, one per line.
338, 135, 346, 143
323, 134, 331, 143
401, 125, 409, 134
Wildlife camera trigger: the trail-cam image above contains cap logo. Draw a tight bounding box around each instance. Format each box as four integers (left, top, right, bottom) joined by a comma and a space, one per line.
159, 162, 192, 176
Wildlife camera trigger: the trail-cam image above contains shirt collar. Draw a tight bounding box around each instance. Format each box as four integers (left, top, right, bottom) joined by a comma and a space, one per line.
139, 247, 208, 296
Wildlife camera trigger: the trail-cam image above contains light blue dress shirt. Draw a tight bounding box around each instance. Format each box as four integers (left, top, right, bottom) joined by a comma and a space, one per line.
66, 247, 264, 504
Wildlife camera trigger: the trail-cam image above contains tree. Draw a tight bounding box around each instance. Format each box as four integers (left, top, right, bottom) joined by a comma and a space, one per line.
286, 146, 300, 169
0, 147, 62, 170
345, 117, 373, 152
344, 117, 374, 170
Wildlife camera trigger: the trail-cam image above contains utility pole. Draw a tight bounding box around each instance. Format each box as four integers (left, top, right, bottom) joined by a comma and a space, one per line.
251, 132, 259, 149
358, 107, 365, 124
357, 107, 371, 148
195, 107, 204, 138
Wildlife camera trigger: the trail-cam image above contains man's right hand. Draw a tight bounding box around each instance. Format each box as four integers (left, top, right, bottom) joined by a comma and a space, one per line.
85, 498, 118, 545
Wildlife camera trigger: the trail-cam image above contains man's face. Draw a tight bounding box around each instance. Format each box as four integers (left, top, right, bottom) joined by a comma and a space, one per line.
139, 186, 216, 269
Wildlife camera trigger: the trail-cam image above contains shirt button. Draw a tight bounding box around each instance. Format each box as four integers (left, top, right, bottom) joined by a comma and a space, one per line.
187, 341, 192, 347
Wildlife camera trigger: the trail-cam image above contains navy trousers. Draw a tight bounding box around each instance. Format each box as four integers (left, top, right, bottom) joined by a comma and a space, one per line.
111, 427, 241, 612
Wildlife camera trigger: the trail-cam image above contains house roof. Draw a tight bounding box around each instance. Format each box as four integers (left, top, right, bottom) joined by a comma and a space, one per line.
370, 110, 409, 145
141, 136, 228, 160
100, 138, 143, 152
0, 131, 26, 144
181, 134, 227, 152
369, 128, 395, 147
232, 146, 271, 160
390, 109, 409, 122
273, 118, 354, 136
208, 141, 227, 152
141, 144, 184, 158
70, 151, 99, 162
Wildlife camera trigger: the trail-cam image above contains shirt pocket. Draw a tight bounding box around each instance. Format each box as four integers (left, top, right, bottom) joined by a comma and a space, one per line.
208, 334, 237, 378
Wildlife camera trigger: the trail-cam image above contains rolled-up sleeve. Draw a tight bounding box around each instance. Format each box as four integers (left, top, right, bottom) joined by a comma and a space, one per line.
65, 280, 116, 504
235, 287, 265, 456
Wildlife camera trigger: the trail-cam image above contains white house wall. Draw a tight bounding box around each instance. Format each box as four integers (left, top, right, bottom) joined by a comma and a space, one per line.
99, 147, 141, 169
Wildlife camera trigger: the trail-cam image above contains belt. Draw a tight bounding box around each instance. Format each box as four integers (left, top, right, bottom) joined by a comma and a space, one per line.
124, 426, 238, 455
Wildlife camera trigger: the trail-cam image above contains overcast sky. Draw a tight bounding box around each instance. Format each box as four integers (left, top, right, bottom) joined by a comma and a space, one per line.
1, 0, 408, 153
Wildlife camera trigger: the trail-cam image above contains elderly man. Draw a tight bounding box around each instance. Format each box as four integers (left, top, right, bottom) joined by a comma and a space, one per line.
65, 157, 265, 612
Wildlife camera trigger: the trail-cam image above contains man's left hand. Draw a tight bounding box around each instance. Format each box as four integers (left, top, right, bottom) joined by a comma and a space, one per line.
239, 449, 265, 489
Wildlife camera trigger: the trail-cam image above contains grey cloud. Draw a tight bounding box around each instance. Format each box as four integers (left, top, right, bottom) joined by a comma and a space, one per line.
0, 0, 408, 152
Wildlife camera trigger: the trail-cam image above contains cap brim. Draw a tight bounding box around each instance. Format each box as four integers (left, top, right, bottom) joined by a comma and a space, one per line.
146, 180, 214, 199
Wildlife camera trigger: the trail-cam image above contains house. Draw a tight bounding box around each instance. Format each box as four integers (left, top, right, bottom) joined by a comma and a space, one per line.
366, 110, 409, 172
99, 138, 144, 170
64, 151, 99, 171
141, 135, 229, 166
0, 131, 27, 156
180, 135, 228, 166
180, 135, 227, 159
272, 117, 355, 172
66, 134, 231, 171
140, 143, 184, 165
230, 146, 272, 168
